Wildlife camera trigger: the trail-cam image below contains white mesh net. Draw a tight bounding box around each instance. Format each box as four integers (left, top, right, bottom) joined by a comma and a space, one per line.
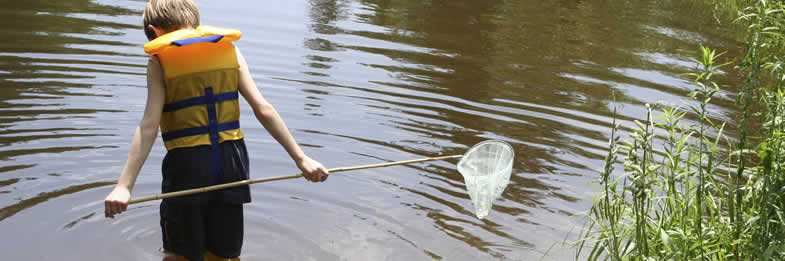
457, 140, 514, 219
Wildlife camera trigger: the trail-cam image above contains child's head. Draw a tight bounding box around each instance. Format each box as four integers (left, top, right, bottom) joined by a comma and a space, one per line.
143, 0, 200, 41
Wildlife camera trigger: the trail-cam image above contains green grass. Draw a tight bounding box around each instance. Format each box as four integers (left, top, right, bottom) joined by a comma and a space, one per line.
577, 1, 785, 260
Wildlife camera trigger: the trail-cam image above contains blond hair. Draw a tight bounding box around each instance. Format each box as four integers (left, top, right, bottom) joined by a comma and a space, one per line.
143, 0, 200, 40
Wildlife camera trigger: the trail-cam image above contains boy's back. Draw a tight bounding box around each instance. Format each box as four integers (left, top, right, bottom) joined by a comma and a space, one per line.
147, 26, 251, 206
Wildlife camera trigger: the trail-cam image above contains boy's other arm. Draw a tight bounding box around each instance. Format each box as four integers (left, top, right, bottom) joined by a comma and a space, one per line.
105, 57, 165, 218
236, 48, 328, 183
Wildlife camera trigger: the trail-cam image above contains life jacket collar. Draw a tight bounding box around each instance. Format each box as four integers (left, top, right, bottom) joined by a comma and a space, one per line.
144, 25, 242, 55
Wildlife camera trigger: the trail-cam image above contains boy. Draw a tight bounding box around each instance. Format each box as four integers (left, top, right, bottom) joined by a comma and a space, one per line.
103, 0, 329, 260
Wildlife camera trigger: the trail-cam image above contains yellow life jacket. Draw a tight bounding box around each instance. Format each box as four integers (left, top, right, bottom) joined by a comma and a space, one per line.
144, 25, 244, 151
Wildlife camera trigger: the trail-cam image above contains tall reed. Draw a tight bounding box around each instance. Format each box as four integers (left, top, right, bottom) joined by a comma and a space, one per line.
577, 1, 785, 260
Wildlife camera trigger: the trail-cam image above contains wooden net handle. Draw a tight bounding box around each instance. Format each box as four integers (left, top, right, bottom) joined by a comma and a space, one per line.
128, 154, 462, 205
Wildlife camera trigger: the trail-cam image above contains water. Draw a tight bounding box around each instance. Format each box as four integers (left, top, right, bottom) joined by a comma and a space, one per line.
0, 0, 743, 260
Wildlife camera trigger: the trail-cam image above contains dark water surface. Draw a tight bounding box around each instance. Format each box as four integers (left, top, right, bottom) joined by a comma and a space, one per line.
0, 0, 743, 260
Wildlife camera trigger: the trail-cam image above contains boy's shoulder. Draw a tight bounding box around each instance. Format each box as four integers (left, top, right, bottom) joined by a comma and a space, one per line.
146, 56, 163, 74
148, 56, 161, 66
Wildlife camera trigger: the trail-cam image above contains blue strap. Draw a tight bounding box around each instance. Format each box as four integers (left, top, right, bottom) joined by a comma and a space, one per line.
160, 121, 239, 141
204, 87, 223, 182
161, 87, 241, 181
163, 92, 238, 112
171, 35, 224, 47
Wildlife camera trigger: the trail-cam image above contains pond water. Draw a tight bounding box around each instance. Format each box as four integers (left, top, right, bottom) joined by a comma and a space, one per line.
0, 0, 743, 260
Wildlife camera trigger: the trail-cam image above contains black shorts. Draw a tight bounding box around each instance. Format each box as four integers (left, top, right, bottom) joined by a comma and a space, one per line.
161, 200, 243, 260
160, 139, 251, 259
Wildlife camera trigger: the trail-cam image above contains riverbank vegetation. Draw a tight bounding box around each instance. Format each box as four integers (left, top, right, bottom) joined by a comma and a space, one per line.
578, 0, 785, 259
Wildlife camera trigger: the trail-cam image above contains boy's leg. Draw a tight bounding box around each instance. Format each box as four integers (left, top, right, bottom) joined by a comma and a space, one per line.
205, 202, 244, 259
205, 250, 241, 261
162, 252, 188, 261
161, 200, 208, 261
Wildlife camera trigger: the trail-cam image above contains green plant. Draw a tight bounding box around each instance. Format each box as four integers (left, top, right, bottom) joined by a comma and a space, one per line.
577, 46, 734, 260
577, 1, 785, 259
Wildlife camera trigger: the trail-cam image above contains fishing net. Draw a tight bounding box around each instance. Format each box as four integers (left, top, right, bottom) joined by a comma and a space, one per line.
457, 140, 514, 219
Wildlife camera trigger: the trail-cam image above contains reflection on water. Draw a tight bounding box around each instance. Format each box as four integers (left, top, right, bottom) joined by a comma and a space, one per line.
0, 181, 114, 221
0, 0, 742, 260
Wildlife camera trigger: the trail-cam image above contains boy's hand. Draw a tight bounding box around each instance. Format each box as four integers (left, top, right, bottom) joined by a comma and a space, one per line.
297, 156, 329, 182
104, 186, 131, 218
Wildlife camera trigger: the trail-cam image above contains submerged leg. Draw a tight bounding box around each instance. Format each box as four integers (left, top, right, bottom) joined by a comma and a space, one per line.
162, 251, 188, 261
204, 251, 240, 261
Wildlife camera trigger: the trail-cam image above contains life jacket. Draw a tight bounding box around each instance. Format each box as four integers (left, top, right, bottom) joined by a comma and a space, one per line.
144, 25, 244, 151
144, 26, 245, 179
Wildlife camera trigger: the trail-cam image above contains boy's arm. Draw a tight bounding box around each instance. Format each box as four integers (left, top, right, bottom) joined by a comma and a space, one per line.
104, 57, 165, 218
236, 48, 328, 182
